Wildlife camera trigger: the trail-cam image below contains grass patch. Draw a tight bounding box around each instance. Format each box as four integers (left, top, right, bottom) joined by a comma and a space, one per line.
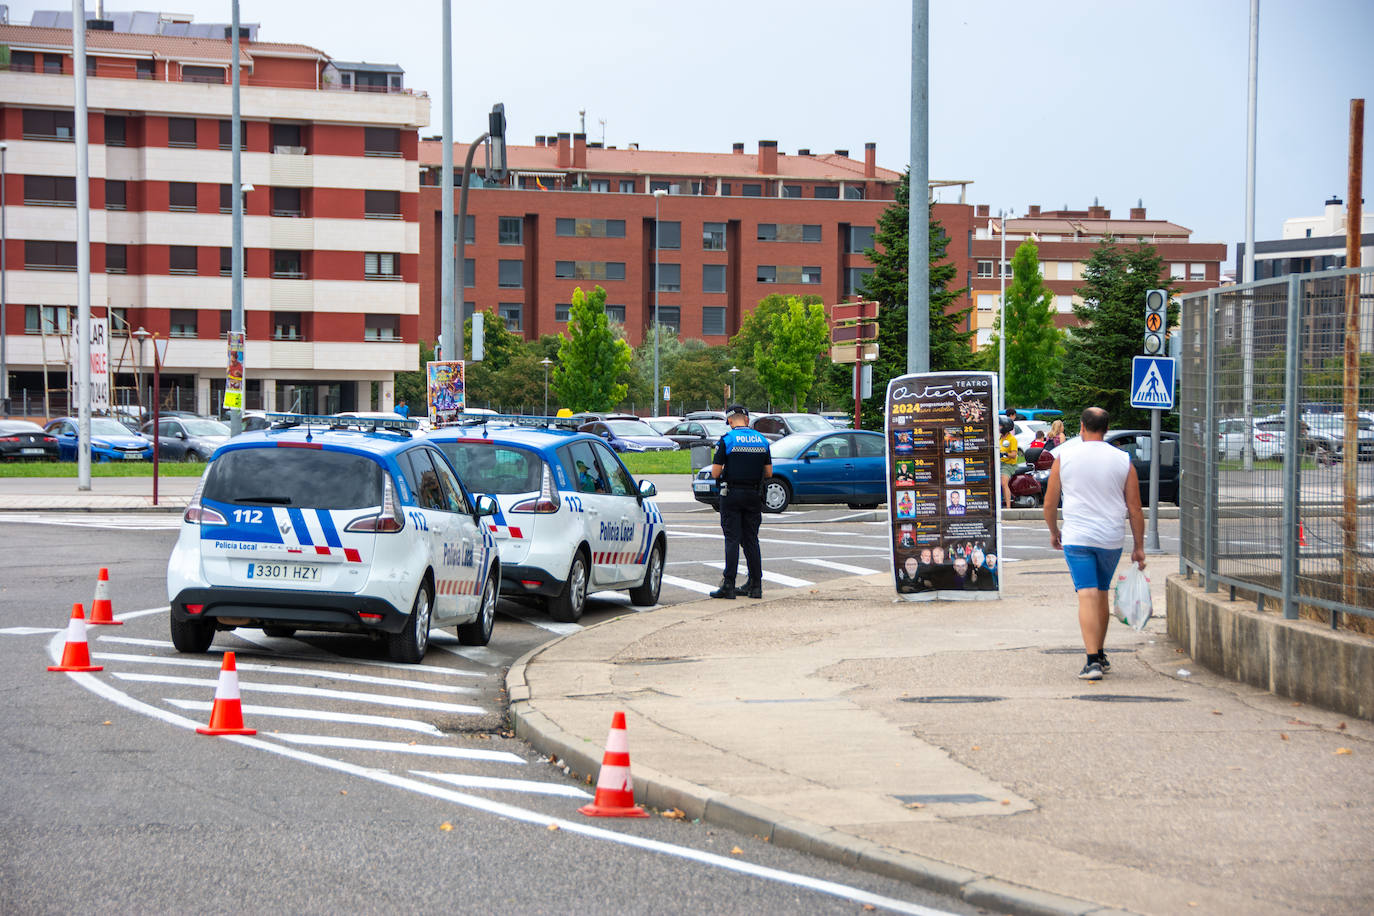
0, 461, 207, 478
620, 450, 693, 475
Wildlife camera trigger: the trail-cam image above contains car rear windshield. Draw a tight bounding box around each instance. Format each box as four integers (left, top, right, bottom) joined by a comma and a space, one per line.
90, 418, 133, 436
434, 442, 543, 495
785, 415, 834, 433
770, 434, 820, 459
203, 447, 383, 508
605, 420, 659, 436
184, 419, 230, 436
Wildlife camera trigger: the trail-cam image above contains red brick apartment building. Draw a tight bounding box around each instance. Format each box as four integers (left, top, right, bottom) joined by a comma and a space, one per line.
0, 13, 427, 415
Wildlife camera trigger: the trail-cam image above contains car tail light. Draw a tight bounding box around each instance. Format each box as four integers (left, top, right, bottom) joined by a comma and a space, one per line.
511, 462, 561, 513
184, 604, 205, 615
43, 436, 57, 444
183, 475, 227, 525
0, 436, 17, 443
346, 471, 405, 533
358, 612, 383, 622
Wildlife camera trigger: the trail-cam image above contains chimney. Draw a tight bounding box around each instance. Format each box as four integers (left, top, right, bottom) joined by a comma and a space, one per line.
534, 135, 545, 147
798, 148, 811, 156
863, 142, 876, 178
732, 142, 744, 155
834, 149, 849, 158
758, 140, 778, 174
573, 132, 587, 170
1028, 204, 1041, 217
556, 132, 571, 169
1088, 204, 1108, 219
976, 204, 990, 218
1130, 203, 1147, 219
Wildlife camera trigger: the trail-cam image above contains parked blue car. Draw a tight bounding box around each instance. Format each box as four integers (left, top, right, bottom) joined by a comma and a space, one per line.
44, 417, 155, 462
692, 429, 888, 513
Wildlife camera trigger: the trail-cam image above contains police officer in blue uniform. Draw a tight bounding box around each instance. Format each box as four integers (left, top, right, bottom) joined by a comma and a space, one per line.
709, 405, 772, 599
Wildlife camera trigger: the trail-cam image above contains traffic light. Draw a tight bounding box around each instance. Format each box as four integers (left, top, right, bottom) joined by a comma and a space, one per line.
1143, 289, 1168, 355
485, 103, 507, 183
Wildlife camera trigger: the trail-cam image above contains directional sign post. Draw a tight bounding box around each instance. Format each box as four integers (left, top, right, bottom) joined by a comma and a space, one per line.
1131, 355, 1175, 553
831, 301, 879, 429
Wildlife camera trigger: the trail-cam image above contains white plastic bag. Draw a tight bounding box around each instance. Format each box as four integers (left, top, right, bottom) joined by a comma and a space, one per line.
1112, 567, 1152, 630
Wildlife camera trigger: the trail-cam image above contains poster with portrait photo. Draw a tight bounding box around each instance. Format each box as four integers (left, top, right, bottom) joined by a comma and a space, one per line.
944, 458, 966, 485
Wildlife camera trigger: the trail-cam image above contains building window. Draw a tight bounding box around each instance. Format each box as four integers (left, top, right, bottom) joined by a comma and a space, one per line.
220, 247, 232, 276
272, 187, 303, 217
169, 309, 198, 337
555, 217, 626, 238
618, 179, 635, 193
782, 184, 802, 198
10, 51, 36, 72
1056, 261, 1073, 280
555, 304, 571, 322
802, 224, 822, 242
758, 223, 821, 242
105, 115, 126, 147
272, 250, 304, 279
742, 184, 762, 197
364, 127, 401, 157
845, 267, 873, 296
182, 65, 224, 84
652, 221, 681, 250
498, 260, 523, 288
1170, 262, 1186, 280
168, 117, 197, 148
365, 252, 399, 279
136, 59, 154, 80
653, 263, 681, 292
703, 306, 726, 336
847, 226, 874, 254
498, 303, 523, 332
554, 261, 624, 281
365, 314, 400, 340
757, 265, 777, 284
464, 258, 475, 288
23, 175, 76, 206
1001, 261, 1011, 277
814, 185, 839, 199
650, 180, 671, 193
109, 308, 130, 336
590, 179, 610, 193
218, 119, 247, 151
169, 182, 198, 212
1189, 263, 1206, 280
606, 305, 626, 323
25, 240, 77, 270
703, 264, 727, 294
169, 246, 198, 275
801, 266, 821, 284
498, 217, 523, 245
26, 305, 73, 334
219, 184, 232, 213
272, 312, 303, 341
271, 123, 304, 152
220, 310, 231, 338
719, 182, 732, 196
844, 186, 864, 200
105, 244, 128, 274
703, 222, 727, 251
1056, 295, 1074, 313
22, 109, 74, 141
42, 54, 63, 74
364, 190, 401, 219
653, 306, 681, 334
977, 293, 998, 311
976, 260, 994, 278
757, 223, 777, 241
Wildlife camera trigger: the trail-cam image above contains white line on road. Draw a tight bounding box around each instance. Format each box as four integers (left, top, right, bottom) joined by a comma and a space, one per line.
672, 523, 890, 540
794, 558, 881, 576
114, 606, 171, 621
96, 635, 490, 678
428, 641, 507, 667
497, 607, 583, 636
0, 627, 61, 635
93, 652, 477, 694
164, 699, 444, 736
266, 733, 524, 764
111, 672, 487, 715
672, 530, 883, 550
699, 562, 813, 589
660, 574, 716, 595
411, 769, 591, 799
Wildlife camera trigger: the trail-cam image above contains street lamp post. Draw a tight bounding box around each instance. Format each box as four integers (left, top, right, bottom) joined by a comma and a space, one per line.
131, 327, 150, 418
998, 208, 1009, 415
540, 357, 552, 416
729, 365, 739, 403
652, 188, 668, 417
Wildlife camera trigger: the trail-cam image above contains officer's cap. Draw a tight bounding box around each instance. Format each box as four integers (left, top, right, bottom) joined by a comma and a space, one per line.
726, 404, 749, 419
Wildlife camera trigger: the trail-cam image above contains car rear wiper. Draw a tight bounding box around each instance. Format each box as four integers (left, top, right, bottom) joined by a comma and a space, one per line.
237, 495, 292, 505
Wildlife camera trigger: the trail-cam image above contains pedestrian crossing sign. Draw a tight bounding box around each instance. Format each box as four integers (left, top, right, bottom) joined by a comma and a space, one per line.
1130, 356, 1175, 410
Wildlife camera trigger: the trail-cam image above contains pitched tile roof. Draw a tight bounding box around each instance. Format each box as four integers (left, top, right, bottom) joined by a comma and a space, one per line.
0, 24, 324, 63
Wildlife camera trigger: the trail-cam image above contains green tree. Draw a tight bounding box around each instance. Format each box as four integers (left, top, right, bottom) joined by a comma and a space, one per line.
754, 297, 830, 411
1052, 236, 1176, 429
669, 346, 733, 411
553, 286, 632, 411
729, 293, 824, 409
858, 170, 972, 428
394, 339, 434, 411
983, 239, 1064, 408
462, 309, 523, 408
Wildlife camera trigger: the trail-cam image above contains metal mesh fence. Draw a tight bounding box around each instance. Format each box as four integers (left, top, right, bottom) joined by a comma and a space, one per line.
1179, 267, 1374, 625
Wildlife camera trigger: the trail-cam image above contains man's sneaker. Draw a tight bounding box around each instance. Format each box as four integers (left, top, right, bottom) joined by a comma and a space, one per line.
1096, 653, 1111, 673
710, 584, 736, 600
1078, 660, 1104, 680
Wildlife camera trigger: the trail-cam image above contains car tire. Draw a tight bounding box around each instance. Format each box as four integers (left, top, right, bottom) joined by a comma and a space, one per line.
550, 551, 588, 623
170, 613, 215, 653
186, 450, 204, 463
628, 542, 664, 607
847, 502, 881, 510
457, 572, 498, 646
262, 625, 296, 638
761, 477, 790, 513
388, 580, 433, 664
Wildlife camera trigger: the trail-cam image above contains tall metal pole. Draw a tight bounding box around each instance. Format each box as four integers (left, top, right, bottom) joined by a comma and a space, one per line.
440, 0, 455, 364
907, 0, 930, 373
1240, 0, 1259, 471
998, 209, 1007, 415
1341, 98, 1364, 606
228, 0, 244, 436
653, 189, 666, 416
0, 142, 8, 416
74, 0, 92, 489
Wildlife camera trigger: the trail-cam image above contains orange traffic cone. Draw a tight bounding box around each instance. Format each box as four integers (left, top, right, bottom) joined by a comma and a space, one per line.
1299, 522, 1308, 547
88, 567, 121, 626
196, 651, 256, 736
48, 603, 103, 672
578, 711, 648, 818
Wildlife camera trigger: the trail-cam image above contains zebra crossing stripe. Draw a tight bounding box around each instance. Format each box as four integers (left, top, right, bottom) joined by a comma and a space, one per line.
111, 672, 487, 715
165, 699, 444, 736
660, 574, 715, 595
93, 652, 477, 695
794, 558, 880, 576
266, 733, 524, 764
411, 770, 591, 799
699, 562, 813, 589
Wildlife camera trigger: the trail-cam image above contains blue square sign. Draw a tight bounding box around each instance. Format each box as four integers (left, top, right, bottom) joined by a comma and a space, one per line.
1130, 356, 1176, 410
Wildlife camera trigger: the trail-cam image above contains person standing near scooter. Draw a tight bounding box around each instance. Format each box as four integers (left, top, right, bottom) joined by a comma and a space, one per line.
998, 417, 1018, 508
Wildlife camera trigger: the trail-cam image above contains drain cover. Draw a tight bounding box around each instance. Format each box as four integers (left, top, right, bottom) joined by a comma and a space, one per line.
895, 793, 993, 805
900, 695, 1004, 704
1072, 694, 1184, 703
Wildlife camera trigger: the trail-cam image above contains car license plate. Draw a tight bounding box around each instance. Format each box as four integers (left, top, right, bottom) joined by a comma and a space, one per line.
20, 448, 45, 455
123, 451, 142, 459
246, 562, 321, 583
693, 481, 714, 492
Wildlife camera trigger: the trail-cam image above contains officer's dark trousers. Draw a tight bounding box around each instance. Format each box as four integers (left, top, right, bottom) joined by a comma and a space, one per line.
720, 488, 763, 586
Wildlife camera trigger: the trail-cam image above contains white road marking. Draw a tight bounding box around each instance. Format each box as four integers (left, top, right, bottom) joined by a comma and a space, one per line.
93, 652, 477, 694
700, 562, 813, 589
673, 523, 890, 540
660, 574, 716, 595
429, 642, 506, 667
411, 770, 591, 799
0, 513, 180, 530
794, 558, 881, 576
165, 699, 444, 736
0, 627, 61, 635
96, 635, 489, 678
111, 672, 487, 715
498, 607, 583, 636
266, 733, 523, 764
48, 632, 957, 916
672, 530, 882, 550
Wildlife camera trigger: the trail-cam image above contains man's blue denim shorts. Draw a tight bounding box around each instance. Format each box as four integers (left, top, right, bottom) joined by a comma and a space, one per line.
1063, 544, 1122, 591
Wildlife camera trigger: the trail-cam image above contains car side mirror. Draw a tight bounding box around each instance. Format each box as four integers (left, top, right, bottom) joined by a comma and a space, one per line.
474, 494, 498, 518
637, 479, 657, 498
803, 450, 820, 462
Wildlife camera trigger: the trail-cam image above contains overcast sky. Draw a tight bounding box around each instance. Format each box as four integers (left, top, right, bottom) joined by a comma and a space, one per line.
14, 0, 1373, 250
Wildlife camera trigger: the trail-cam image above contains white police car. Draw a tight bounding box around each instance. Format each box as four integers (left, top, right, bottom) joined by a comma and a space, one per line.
166, 414, 501, 663
428, 418, 666, 622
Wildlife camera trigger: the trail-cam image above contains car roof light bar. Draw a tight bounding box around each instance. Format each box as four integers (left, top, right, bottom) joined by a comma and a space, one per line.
265, 413, 420, 434
434, 413, 582, 433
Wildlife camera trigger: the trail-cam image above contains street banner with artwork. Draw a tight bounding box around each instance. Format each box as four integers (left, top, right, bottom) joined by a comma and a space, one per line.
426, 360, 465, 425
887, 371, 1002, 601
223, 332, 245, 410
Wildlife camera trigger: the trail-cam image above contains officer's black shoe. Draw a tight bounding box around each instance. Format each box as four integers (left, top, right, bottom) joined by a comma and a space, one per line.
710, 583, 736, 599
743, 580, 763, 599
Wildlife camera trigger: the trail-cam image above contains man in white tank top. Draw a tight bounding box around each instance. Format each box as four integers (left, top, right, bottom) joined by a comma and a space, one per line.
1041, 407, 1146, 680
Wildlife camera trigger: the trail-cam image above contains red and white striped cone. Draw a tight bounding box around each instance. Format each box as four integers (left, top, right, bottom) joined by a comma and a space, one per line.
196, 651, 256, 736
578, 711, 648, 818
88, 567, 121, 626
48, 603, 103, 672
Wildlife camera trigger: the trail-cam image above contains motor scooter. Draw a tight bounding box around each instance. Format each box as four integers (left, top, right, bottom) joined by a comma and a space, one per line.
1006, 445, 1055, 507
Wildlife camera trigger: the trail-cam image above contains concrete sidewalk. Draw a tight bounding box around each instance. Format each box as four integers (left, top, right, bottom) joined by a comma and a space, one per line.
509, 557, 1374, 916
0, 475, 198, 510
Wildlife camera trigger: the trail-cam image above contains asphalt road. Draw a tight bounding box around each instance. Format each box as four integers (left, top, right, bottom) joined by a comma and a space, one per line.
0, 512, 982, 916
